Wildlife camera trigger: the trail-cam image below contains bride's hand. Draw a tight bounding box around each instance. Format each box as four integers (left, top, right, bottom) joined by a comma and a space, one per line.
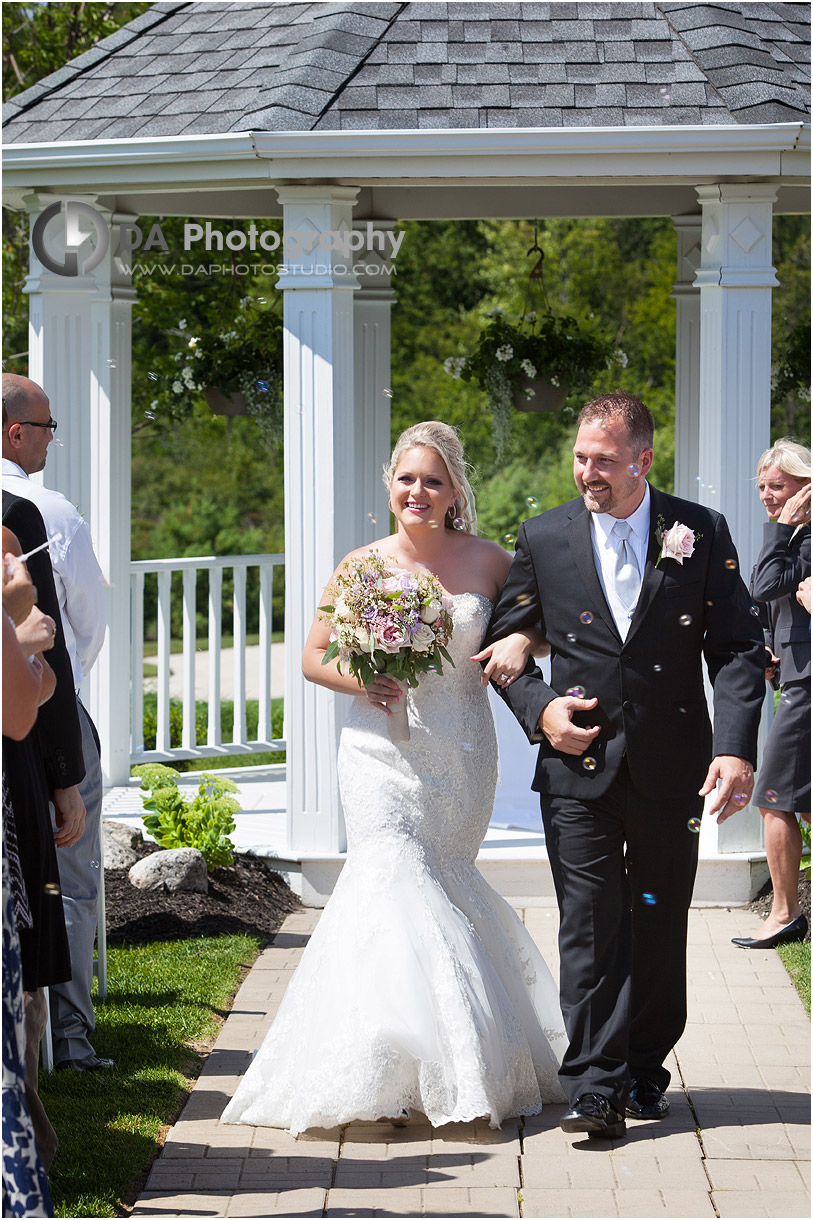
472, 633, 534, 688
364, 673, 403, 714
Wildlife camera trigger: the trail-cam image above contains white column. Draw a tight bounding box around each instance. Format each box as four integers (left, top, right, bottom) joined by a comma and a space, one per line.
353, 220, 397, 546
671, 215, 702, 502
276, 186, 359, 855
694, 184, 777, 855
24, 194, 135, 786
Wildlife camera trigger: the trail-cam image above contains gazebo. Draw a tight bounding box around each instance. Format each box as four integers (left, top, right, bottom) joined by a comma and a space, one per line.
3, 1, 810, 902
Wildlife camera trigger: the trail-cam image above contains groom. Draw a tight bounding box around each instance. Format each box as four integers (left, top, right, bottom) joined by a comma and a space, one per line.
487, 392, 764, 1138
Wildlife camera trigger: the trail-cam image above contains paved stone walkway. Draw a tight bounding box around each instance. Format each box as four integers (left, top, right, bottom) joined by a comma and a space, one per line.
132, 906, 810, 1219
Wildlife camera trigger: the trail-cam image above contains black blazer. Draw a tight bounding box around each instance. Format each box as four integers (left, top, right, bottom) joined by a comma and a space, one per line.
751, 522, 810, 684
2, 491, 85, 790
486, 486, 765, 801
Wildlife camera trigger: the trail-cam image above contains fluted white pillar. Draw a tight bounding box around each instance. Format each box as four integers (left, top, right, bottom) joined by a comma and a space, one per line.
671, 215, 702, 502
24, 194, 135, 786
276, 186, 359, 855
695, 184, 777, 855
353, 220, 397, 547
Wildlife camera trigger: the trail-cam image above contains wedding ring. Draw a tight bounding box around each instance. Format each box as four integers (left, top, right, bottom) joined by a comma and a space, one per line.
500, 673, 510, 683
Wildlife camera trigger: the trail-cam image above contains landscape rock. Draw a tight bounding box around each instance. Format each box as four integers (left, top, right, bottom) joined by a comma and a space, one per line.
103, 820, 143, 870
128, 848, 208, 894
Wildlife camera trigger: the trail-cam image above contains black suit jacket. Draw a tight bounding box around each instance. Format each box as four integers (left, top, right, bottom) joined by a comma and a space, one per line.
751, 522, 810, 684
2, 491, 85, 790
486, 485, 765, 801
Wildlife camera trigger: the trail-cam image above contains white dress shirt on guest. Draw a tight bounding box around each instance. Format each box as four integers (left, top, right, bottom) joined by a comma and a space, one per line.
589, 480, 651, 640
2, 458, 107, 688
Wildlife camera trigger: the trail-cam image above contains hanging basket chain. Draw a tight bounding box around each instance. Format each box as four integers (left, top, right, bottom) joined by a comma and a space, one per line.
521, 222, 551, 326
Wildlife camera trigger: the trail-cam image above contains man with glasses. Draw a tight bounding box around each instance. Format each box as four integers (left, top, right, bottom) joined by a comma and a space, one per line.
2, 374, 110, 1075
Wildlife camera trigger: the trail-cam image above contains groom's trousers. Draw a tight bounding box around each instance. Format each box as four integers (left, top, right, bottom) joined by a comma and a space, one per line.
540, 757, 701, 1108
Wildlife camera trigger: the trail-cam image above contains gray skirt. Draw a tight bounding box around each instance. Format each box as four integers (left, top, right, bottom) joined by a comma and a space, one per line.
753, 679, 811, 813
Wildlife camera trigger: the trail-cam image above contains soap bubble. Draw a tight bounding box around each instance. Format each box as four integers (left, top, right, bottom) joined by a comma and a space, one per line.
725, 559, 737, 570
750, 605, 760, 617
628, 464, 639, 477
653, 664, 662, 672
503, 533, 516, 544
733, 793, 749, 806
383, 388, 393, 398
526, 496, 539, 509
367, 514, 376, 524
90, 859, 100, 869
679, 614, 692, 626
566, 632, 577, 643
106, 358, 117, 368
44, 882, 61, 896
567, 686, 586, 698
453, 519, 466, 531
766, 790, 778, 804
256, 379, 270, 392
642, 892, 657, 905
582, 757, 597, 772
687, 818, 701, 833
580, 611, 593, 625
148, 371, 158, 381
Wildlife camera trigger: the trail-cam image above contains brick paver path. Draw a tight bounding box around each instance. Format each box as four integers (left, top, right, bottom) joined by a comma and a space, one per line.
132, 906, 810, 1218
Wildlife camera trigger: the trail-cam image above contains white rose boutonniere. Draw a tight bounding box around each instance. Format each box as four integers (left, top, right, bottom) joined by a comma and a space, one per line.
656, 516, 701, 567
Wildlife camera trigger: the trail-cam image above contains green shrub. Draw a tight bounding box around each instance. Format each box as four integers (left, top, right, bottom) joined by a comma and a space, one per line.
133, 763, 240, 870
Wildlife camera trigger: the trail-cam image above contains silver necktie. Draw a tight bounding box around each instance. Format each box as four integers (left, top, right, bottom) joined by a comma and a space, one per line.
612, 520, 641, 611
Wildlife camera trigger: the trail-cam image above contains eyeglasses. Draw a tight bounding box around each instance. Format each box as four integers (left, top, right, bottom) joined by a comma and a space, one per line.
17, 419, 58, 433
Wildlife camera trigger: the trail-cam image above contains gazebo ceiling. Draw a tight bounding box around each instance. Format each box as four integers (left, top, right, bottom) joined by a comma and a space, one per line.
2, 2, 809, 220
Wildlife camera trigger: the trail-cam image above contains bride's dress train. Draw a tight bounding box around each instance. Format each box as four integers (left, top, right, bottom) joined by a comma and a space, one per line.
221, 593, 566, 1135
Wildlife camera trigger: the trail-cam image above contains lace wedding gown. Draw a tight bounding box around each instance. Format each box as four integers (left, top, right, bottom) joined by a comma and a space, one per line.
222, 593, 566, 1135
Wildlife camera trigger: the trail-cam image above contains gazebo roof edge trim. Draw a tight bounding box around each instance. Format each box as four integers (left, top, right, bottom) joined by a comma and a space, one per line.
3, 120, 809, 174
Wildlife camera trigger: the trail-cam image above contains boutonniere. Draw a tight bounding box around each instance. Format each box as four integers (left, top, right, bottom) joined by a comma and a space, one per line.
655, 514, 702, 567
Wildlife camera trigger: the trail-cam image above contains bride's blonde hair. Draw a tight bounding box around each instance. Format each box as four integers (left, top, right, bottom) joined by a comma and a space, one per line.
383, 421, 478, 534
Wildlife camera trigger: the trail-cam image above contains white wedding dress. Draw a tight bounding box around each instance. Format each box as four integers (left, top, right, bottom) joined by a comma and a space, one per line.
221, 593, 566, 1135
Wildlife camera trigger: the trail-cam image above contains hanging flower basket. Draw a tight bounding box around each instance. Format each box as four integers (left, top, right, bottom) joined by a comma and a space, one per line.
442, 228, 622, 453
204, 387, 249, 417
512, 378, 570, 413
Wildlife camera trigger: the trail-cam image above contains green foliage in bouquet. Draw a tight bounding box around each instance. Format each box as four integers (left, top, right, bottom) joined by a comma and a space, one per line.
132, 763, 240, 871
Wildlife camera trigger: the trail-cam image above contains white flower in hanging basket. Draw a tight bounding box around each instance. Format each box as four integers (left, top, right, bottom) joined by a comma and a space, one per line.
496, 345, 514, 362
443, 356, 467, 378
520, 359, 537, 378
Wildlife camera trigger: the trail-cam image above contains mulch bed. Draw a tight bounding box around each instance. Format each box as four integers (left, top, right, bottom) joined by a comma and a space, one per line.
103, 839, 299, 947
744, 871, 810, 941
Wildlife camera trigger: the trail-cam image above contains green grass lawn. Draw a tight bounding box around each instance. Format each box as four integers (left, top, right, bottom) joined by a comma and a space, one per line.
778, 939, 811, 1014
41, 935, 263, 1218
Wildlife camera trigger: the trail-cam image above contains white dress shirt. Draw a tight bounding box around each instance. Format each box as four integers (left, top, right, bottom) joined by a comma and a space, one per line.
3, 458, 107, 687
589, 481, 651, 640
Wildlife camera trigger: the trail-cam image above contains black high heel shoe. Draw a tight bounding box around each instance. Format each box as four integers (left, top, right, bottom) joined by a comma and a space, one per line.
731, 913, 808, 949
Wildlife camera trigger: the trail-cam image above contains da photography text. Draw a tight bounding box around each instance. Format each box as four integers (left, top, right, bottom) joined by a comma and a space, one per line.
32, 200, 405, 278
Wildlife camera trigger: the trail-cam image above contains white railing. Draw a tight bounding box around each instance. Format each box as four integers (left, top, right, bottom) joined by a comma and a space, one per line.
130, 553, 285, 765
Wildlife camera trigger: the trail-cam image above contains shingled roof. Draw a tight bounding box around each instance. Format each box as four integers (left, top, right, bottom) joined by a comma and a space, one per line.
3, 1, 809, 143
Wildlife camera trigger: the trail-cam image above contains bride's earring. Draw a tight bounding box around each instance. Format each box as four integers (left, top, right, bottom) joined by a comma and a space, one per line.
448, 502, 465, 531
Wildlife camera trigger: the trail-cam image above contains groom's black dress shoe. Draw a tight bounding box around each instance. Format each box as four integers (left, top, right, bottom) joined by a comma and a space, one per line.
626, 1078, 670, 1119
731, 913, 808, 949
560, 1094, 626, 1138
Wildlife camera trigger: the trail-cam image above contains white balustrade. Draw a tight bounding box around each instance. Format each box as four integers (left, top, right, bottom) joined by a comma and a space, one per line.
129, 553, 285, 765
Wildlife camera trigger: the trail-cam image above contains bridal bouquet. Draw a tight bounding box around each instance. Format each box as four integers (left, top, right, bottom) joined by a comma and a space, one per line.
320, 551, 455, 742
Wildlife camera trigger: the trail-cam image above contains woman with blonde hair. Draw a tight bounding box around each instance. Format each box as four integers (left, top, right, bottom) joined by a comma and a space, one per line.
733, 438, 811, 948
223, 421, 566, 1134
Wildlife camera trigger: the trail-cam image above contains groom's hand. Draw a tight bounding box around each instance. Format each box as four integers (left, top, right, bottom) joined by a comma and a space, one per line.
699, 755, 755, 823
539, 696, 600, 755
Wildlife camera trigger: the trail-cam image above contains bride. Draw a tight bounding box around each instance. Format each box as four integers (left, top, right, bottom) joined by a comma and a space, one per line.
221, 421, 566, 1135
